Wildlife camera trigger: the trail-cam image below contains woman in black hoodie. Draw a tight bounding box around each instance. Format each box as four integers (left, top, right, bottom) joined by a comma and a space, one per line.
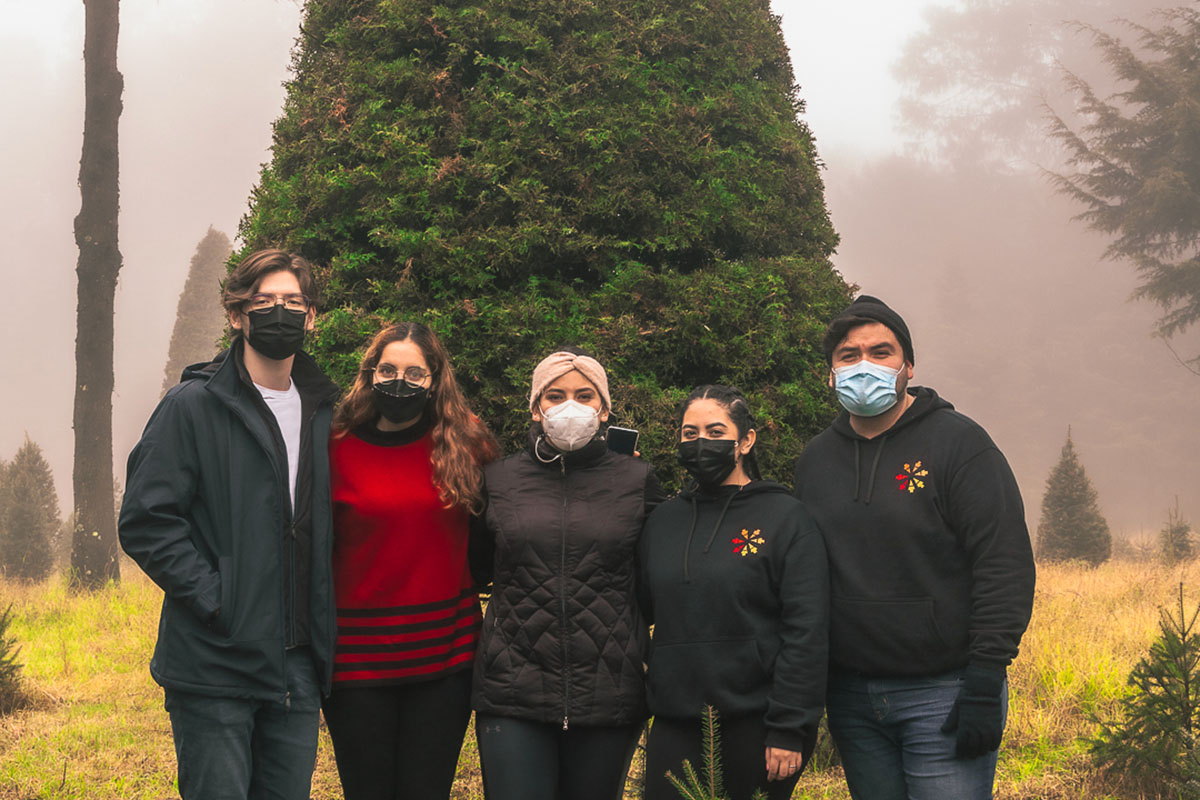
639, 385, 829, 800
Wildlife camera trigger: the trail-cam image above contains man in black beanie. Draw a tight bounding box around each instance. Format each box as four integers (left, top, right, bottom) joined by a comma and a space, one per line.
793, 295, 1035, 800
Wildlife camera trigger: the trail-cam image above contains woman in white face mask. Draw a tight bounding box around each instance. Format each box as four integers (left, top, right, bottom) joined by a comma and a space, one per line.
472, 348, 665, 800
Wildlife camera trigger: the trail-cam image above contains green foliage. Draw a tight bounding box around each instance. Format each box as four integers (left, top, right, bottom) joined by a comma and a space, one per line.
161, 227, 233, 396
1048, 8, 1200, 364
237, 0, 848, 482
1, 436, 60, 581
664, 705, 766, 800
1161, 498, 1194, 566
1090, 584, 1200, 794
0, 603, 26, 715
1036, 429, 1111, 566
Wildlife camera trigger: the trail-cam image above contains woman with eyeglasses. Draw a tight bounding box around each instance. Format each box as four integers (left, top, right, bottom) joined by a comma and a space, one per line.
471, 349, 664, 800
638, 385, 829, 800
322, 322, 500, 800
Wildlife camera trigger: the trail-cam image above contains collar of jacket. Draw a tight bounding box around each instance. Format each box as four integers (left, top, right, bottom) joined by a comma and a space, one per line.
526, 423, 609, 470
200, 338, 341, 408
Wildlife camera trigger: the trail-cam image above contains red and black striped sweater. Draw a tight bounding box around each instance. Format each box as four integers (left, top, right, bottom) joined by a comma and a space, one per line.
329, 422, 480, 686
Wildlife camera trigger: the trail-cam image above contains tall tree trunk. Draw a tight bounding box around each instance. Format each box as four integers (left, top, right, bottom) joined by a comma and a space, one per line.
71, 0, 123, 590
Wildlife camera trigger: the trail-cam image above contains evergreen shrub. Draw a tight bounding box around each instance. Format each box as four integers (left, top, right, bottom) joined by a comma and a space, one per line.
0, 604, 26, 715
1036, 429, 1111, 566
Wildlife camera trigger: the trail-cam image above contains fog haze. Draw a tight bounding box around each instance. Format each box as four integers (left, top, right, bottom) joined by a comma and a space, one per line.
1, 0, 1193, 540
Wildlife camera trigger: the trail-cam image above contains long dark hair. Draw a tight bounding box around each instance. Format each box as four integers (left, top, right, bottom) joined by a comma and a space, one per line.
333, 322, 500, 513
679, 384, 763, 481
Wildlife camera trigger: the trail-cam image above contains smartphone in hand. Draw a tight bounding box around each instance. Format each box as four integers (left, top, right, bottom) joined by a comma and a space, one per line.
606, 426, 639, 456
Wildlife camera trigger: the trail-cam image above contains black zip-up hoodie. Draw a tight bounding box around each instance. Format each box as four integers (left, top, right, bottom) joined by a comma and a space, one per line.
793, 387, 1035, 678
638, 480, 829, 756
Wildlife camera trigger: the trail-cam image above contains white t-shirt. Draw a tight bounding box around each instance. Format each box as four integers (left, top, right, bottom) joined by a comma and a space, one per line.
254, 379, 302, 512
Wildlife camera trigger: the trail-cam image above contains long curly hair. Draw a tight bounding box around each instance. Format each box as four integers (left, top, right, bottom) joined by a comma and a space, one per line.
333, 322, 500, 513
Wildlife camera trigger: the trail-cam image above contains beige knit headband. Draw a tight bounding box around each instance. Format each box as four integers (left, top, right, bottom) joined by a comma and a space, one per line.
529, 352, 610, 414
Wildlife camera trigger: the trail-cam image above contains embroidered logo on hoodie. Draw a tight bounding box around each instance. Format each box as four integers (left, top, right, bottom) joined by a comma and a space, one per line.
895, 461, 929, 493
732, 528, 765, 556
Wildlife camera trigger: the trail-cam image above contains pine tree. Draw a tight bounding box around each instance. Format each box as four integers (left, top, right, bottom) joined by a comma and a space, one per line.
1090, 585, 1200, 793
1161, 497, 1194, 565
0, 604, 25, 715
1, 436, 61, 581
161, 227, 233, 396
237, 0, 849, 485
1048, 8, 1200, 365
1036, 428, 1111, 566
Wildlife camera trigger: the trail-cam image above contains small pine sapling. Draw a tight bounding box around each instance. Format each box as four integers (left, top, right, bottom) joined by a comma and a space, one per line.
0, 604, 26, 714
1090, 584, 1200, 792
665, 706, 765, 800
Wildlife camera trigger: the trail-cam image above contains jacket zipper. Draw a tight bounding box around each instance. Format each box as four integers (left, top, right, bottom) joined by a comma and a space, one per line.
559, 457, 570, 731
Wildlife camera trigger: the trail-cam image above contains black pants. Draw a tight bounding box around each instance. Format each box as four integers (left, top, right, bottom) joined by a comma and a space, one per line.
643, 714, 802, 800
321, 668, 472, 800
475, 713, 642, 800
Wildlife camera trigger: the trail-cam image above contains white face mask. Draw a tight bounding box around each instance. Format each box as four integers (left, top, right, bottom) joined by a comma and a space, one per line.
540, 399, 601, 452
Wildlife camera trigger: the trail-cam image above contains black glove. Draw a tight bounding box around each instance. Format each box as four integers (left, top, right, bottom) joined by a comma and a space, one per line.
940, 665, 1005, 759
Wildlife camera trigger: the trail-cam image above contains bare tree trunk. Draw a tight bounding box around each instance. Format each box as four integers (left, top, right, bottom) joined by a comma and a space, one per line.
71, 0, 123, 590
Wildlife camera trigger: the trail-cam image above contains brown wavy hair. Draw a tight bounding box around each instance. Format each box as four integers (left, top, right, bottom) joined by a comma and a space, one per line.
333, 322, 500, 513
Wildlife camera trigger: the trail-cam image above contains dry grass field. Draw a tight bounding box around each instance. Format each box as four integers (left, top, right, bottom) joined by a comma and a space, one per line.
1, 559, 1195, 799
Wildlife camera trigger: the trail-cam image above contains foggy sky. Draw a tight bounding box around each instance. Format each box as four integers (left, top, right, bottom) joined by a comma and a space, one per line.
1, 0, 1193, 538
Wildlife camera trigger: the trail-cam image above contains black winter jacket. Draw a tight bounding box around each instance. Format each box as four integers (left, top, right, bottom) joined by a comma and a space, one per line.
638, 481, 829, 756
119, 342, 340, 700
472, 435, 663, 728
793, 387, 1035, 677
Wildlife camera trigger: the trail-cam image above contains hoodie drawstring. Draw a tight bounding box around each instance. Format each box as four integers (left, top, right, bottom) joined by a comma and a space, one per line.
681, 495, 700, 582
702, 490, 738, 554
680, 489, 739, 581
862, 435, 889, 505
852, 441, 861, 502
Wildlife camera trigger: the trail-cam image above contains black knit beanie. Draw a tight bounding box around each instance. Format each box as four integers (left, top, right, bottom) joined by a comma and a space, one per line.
825, 295, 914, 364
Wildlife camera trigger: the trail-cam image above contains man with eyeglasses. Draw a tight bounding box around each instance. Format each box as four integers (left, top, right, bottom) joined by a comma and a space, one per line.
120, 248, 340, 799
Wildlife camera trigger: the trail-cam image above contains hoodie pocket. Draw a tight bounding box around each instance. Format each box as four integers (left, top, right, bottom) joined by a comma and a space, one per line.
647, 638, 768, 718
830, 596, 950, 674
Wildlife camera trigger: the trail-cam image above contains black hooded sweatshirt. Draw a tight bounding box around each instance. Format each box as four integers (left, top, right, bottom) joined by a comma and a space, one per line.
638, 480, 829, 756
793, 387, 1035, 678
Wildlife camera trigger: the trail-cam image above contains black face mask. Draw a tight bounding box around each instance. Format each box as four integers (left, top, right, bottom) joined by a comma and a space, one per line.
372, 380, 430, 424
677, 438, 739, 487
245, 305, 307, 360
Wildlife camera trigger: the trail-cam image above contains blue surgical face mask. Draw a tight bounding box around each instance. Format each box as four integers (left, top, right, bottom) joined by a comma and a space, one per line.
833, 359, 902, 417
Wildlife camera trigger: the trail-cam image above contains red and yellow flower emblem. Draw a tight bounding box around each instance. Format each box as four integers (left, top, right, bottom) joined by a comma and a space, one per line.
895, 461, 929, 493
732, 528, 765, 557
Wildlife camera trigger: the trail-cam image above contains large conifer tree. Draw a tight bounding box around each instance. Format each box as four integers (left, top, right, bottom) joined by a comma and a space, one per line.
238, 0, 849, 483
1, 437, 61, 581
1037, 429, 1111, 565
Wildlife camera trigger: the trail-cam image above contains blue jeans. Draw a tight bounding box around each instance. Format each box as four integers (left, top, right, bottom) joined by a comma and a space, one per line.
826, 669, 1007, 800
163, 648, 321, 800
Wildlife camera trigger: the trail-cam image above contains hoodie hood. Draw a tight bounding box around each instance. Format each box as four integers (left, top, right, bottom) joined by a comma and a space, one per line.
830, 386, 952, 440
828, 387, 954, 505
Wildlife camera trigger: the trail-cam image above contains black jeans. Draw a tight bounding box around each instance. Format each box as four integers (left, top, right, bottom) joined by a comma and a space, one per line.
643, 714, 801, 800
321, 668, 472, 800
475, 713, 642, 800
